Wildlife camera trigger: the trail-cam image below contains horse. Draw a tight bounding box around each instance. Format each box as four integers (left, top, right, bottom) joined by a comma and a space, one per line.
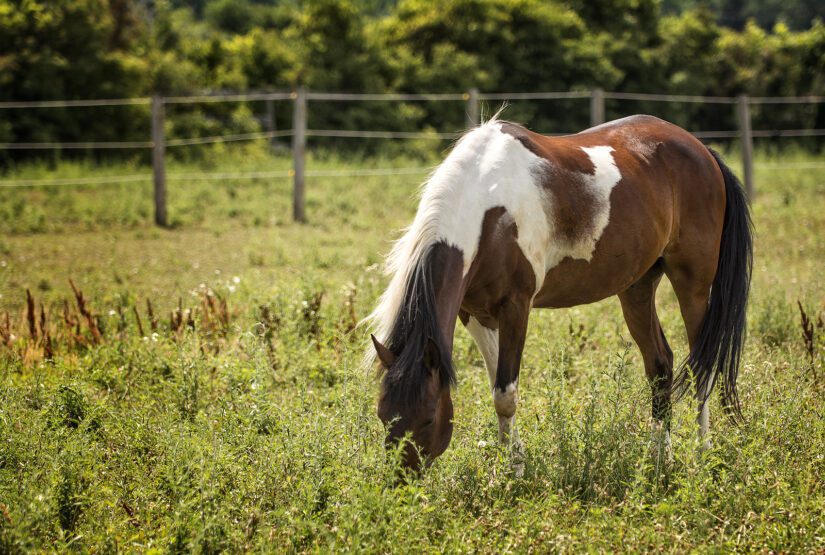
366, 114, 752, 473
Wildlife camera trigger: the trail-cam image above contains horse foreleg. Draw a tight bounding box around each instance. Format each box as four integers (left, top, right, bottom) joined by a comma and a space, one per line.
492, 297, 531, 475
465, 315, 524, 467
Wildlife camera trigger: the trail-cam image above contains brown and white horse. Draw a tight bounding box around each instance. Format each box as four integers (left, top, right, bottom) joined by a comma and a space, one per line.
367, 115, 752, 472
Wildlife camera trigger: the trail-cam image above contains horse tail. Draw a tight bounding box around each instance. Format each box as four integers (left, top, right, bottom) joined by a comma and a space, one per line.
673, 148, 753, 419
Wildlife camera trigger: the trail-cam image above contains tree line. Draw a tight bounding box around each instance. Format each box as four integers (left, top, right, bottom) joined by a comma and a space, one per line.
1, 0, 822, 160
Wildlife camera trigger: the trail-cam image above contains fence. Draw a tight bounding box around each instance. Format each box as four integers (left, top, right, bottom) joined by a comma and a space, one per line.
1, 89, 823, 225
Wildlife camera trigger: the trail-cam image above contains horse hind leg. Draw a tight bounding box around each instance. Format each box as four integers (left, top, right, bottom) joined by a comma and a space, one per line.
618, 261, 674, 462
663, 258, 715, 449
464, 315, 498, 392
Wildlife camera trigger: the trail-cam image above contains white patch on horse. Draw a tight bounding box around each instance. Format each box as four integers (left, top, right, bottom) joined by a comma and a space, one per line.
465, 317, 499, 390
495, 385, 524, 476
365, 117, 551, 350
540, 146, 622, 271
578, 145, 622, 255
493, 382, 518, 417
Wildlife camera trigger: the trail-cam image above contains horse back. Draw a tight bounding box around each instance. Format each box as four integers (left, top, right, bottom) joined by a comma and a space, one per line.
477, 116, 726, 309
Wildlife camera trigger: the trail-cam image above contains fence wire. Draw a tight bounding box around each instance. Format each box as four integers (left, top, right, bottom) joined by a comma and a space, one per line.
4, 161, 824, 189
1, 89, 822, 195
0, 167, 434, 188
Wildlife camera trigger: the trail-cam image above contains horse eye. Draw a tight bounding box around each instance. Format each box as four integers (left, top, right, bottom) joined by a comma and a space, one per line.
422, 418, 434, 428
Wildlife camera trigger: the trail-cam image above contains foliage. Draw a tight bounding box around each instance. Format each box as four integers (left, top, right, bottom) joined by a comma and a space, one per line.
379, 0, 621, 131
661, 0, 825, 31
0, 0, 823, 162
0, 150, 823, 550
0, 0, 150, 149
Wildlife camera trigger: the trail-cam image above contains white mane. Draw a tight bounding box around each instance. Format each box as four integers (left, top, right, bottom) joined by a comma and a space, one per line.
362, 115, 512, 363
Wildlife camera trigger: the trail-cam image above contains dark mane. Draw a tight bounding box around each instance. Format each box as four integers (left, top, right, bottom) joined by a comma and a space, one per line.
381, 243, 456, 405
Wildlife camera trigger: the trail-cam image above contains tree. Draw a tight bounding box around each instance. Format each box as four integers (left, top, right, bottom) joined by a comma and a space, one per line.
0, 0, 150, 151
378, 0, 621, 131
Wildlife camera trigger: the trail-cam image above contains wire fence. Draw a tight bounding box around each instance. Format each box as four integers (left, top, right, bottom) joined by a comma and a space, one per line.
1, 89, 823, 224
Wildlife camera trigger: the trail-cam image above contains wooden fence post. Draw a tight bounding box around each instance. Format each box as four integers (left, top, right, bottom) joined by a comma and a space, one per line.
737, 94, 755, 201
590, 88, 605, 127
466, 88, 480, 127
151, 95, 167, 227
292, 87, 307, 223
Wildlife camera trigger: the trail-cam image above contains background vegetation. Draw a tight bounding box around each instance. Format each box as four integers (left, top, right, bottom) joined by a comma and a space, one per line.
0, 149, 823, 551
1, 0, 823, 163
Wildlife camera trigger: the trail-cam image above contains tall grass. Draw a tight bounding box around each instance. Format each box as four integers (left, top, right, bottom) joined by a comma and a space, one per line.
0, 148, 823, 552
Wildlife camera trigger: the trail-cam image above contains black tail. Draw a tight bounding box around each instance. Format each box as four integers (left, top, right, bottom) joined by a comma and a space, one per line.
673, 148, 753, 418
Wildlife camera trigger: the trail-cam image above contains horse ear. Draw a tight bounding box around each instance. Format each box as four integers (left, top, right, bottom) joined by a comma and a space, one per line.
371, 334, 397, 368
423, 337, 441, 371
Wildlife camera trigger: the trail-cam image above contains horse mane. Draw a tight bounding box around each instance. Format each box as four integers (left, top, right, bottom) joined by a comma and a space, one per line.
374, 243, 456, 404
362, 115, 508, 402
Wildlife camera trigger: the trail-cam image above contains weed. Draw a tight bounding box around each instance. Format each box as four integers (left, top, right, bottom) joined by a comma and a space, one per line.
177, 362, 200, 422
300, 290, 325, 341
55, 456, 87, 533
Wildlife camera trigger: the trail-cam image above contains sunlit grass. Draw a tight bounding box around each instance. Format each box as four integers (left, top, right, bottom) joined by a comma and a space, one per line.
0, 147, 823, 552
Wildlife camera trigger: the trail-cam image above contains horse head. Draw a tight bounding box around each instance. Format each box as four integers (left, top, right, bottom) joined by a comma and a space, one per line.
372, 334, 454, 472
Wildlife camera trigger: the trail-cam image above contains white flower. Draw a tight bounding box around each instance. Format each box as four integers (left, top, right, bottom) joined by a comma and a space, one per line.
232, 276, 240, 284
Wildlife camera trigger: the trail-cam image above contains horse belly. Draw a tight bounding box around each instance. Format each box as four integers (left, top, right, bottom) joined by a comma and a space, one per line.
532, 253, 656, 308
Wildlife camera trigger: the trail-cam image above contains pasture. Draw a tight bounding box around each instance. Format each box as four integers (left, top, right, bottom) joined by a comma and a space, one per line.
0, 148, 823, 552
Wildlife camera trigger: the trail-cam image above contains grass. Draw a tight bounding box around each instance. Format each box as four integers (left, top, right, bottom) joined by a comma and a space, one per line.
0, 146, 824, 553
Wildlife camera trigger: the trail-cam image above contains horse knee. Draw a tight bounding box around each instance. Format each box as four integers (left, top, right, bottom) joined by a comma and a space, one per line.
493, 383, 518, 418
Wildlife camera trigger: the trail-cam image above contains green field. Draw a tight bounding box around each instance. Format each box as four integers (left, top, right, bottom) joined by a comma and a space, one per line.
1, 148, 823, 553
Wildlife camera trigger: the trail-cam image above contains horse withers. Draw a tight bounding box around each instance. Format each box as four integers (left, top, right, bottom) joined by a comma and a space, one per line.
367, 115, 752, 473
